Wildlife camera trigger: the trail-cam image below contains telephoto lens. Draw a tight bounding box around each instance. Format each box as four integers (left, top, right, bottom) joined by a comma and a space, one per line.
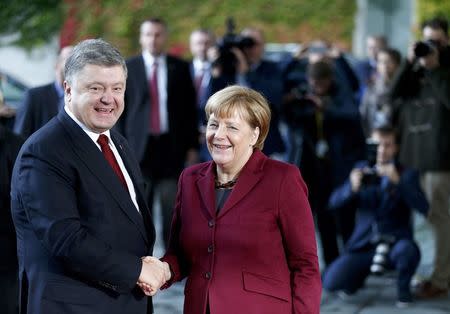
370, 242, 391, 275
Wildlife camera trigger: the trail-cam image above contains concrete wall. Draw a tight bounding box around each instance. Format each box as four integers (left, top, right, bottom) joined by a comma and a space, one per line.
353, 0, 416, 58
0, 34, 59, 87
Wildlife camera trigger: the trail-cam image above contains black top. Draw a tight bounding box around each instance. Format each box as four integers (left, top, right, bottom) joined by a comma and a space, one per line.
215, 188, 233, 213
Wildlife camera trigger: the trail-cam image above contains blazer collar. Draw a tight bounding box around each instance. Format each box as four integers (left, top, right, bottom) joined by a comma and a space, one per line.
57, 110, 149, 244
196, 150, 267, 219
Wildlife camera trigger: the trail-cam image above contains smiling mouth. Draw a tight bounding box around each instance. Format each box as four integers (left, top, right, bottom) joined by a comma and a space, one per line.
213, 144, 232, 149
95, 108, 113, 113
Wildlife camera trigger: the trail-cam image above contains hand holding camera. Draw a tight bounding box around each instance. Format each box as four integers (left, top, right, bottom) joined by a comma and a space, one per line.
408, 40, 440, 70
211, 17, 256, 77
376, 163, 400, 184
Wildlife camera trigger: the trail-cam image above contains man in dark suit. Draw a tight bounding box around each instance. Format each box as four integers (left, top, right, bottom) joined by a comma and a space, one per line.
355, 35, 387, 90
0, 123, 23, 314
13, 46, 73, 138
118, 18, 198, 248
189, 28, 214, 162
11, 39, 170, 314
322, 126, 429, 306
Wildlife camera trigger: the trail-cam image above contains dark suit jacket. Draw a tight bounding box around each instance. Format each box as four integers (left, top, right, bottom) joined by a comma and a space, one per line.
13, 83, 61, 138
0, 125, 23, 271
118, 54, 198, 172
328, 161, 429, 251
10, 110, 155, 314
189, 61, 210, 118
162, 150, 321, 314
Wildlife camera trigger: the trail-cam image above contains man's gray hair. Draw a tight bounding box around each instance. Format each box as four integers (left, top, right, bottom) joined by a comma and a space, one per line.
64, 38, 127, 84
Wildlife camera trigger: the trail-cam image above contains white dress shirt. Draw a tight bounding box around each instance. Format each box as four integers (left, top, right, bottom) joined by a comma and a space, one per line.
64, 106, 140, 212
142, 51, 169, 134
192, 58, 211, 89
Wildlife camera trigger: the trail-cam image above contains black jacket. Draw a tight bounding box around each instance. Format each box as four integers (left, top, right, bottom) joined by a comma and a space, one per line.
0, 124, 23, 270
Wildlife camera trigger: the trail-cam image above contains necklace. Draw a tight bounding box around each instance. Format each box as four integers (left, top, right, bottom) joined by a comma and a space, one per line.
215, 178, 237, 189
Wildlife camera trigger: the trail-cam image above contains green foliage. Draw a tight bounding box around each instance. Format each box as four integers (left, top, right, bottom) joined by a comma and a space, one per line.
417, 0, 450, 34
0, 0, 64, 49
0, 0, 357, 55
70, 0, 357, 57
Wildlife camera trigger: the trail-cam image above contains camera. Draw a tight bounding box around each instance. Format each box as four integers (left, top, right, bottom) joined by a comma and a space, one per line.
370, 235, 396, 276
414, 40, 438, 58
292, 83, 310, 100
212, 17, 256, 76
361, 140, 381, 186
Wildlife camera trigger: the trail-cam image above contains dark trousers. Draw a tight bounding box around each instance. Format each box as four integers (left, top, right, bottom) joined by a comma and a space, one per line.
308, 158, 340, 266
0, 268, 18, 314
322, 239, 420, 300
141, 135, 183, 248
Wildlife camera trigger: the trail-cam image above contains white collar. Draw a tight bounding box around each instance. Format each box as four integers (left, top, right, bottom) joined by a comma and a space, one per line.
193, 58, 210, 71
142, 51, 166, 67
64, 105, 112, 144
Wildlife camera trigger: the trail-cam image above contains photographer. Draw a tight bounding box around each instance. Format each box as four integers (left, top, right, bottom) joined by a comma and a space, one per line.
282, 60, 365, 265
208, 25, 285, 157
389, 16, 450, 299
322, 126, 429, 306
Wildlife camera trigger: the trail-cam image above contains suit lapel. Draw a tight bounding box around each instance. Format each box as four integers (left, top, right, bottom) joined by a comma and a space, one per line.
196, 162, 216, 219
57, 111, 149, 244
217, 151, 265, 217
112, 132, 155, 241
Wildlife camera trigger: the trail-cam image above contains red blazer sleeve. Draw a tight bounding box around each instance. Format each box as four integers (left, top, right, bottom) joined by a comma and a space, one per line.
278, 166, 322, 313
160, 170, 187, 287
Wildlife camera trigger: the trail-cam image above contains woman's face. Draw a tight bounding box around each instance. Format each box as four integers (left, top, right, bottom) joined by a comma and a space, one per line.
206, 109, 259, 173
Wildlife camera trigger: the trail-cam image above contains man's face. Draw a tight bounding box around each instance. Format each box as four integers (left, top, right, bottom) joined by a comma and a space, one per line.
423, 26, 449, 48
65, 64, 126, 133
241, 29, 265, 65
366, 37, 385, 61
140, 21, 167, 56
308, 77, 332, 96
372, 131, 398, 164
190, 31, 212, 61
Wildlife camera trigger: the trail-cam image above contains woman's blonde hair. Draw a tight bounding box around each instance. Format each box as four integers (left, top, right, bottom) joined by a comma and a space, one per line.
205, 85, 271, 150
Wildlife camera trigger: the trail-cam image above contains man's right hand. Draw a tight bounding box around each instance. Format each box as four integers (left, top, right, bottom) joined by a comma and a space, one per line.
137, 256, 171, 296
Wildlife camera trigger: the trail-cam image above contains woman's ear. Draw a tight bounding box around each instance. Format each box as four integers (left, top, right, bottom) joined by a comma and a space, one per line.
252, 127, 260, 146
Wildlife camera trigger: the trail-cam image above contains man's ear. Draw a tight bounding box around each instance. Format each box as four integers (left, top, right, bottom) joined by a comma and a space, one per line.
64, 81, 71, 102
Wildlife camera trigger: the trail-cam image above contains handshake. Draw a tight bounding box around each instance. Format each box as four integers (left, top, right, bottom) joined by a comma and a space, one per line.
137, 256, 172, 296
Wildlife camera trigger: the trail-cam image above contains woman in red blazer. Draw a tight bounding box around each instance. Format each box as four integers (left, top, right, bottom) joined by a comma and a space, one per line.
161, 85, 321, 313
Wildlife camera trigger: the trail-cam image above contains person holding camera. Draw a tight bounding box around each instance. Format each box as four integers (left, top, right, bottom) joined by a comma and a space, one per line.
322, 125, 429, 306
208, 26, 286, 158
389, 16, 450, 299
282, 60, 365, 266
118, 18, 199, 249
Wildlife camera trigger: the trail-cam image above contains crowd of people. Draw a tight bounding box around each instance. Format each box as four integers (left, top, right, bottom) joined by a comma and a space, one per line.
0, 14, 449, 314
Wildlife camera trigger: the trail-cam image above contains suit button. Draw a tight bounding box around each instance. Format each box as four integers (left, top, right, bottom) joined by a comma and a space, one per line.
208, 220, 214, 228
207, 244, 213, 253
205, 271, 211, 279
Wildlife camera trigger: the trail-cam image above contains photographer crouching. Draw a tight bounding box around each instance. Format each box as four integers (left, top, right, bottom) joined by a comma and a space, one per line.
322, 125, 429, 307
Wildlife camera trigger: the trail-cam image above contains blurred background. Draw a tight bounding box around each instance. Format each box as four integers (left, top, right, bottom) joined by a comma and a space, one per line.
1, 0, 448, 89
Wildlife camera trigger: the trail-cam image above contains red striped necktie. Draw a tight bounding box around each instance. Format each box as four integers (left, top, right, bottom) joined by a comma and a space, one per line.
97, 134, 128, 190
149, 61, 160, 134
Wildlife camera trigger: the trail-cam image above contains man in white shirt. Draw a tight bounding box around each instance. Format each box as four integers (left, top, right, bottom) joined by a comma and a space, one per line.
11, 38, 170, 314
118, 18, 199, 248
